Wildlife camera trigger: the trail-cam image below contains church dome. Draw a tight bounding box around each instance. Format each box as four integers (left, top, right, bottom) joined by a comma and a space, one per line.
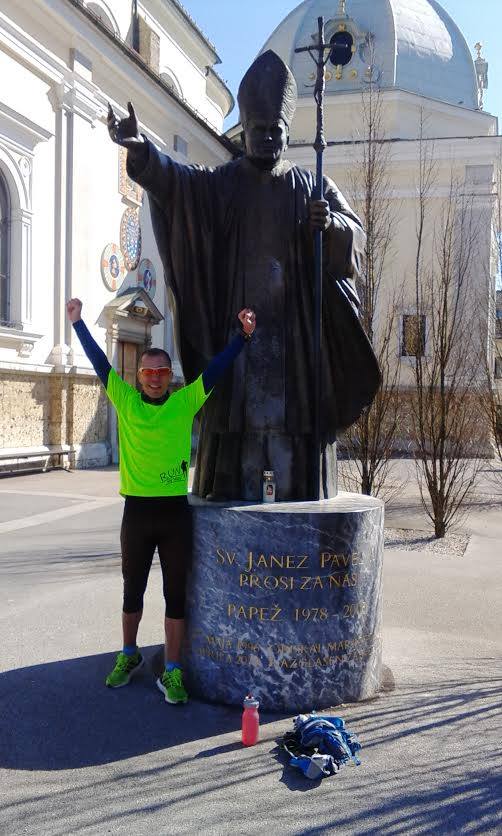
260, 0, 479, 110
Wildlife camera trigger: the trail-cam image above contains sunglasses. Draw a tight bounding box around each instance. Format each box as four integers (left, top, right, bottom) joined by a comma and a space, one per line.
138, 366, 172, 378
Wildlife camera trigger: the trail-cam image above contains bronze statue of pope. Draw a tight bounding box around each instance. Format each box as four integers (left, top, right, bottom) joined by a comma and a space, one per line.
108, 51, 380, 501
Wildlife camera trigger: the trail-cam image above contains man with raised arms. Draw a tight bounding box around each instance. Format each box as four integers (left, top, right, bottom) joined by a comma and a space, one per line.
67, 298, 256, 704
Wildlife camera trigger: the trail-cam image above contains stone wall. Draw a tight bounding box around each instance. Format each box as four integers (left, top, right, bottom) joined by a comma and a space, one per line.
0, 373, 50, 449
0, 370, 110, 469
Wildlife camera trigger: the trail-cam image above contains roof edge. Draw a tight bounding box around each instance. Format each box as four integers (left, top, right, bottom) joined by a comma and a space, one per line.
166, 0, 221, 64
65, 0, 239, 154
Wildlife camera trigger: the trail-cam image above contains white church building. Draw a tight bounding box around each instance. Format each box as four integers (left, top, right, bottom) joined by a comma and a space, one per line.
241, 0, 501, 389
0, 0, 234, 470
0, 0, 500, 470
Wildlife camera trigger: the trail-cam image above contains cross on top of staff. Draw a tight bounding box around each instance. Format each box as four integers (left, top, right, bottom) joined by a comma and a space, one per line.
294, 16, 332, 69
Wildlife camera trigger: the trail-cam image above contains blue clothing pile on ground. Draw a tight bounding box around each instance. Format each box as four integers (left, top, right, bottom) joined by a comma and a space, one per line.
281, 714, 362, 780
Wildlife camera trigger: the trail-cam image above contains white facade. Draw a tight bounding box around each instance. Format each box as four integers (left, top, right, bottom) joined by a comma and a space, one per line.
1, 0, 501, 469
0, 0, 233, 468
228, 0, 501, 391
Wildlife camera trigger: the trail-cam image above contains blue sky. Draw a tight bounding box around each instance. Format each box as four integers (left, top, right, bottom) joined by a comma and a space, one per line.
181, 0, 501, 129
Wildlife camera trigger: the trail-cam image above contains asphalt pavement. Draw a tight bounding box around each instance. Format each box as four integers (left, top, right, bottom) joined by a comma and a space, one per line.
0, 464, 501, 835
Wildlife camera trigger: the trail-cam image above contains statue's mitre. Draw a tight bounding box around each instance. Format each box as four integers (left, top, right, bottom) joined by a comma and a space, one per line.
238, 50, 297, 127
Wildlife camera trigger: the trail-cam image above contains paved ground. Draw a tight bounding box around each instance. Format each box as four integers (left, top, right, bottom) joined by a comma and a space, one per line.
0, 463, 501, 835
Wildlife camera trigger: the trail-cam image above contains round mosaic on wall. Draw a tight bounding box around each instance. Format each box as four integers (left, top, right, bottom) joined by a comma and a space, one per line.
120, 207, 142, 270
100, 243, 125, 292
138, 258, 157, 297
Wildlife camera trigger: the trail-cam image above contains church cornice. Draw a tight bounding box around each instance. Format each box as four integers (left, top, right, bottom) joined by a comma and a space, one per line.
48, 76, 106, 125
63, 0, 238, 154
0, 102, 53, 151
290, 134, 502, 171
0, 9, 66, 85
157, 0, 221, 64
293, 86, 497, 120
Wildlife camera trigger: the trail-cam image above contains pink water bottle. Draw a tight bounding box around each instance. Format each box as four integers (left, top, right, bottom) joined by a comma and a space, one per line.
242, 694, 260, 746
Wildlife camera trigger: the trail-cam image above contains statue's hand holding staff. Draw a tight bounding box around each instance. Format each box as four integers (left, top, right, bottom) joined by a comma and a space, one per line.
107, 101, 143, 147
309, 198, 332, 232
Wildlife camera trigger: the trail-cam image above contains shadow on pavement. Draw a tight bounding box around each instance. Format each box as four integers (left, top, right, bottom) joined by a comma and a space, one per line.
353, 668, 502, 750
318, 662, 502, 834
194, 741, 243, 758
1, 660, 502, 833
0, 646, 244, 771
306, 769, 502, 836
0, 549, 121, 581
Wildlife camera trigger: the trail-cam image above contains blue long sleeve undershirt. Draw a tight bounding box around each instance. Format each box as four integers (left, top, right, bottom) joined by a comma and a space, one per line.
72, 318, 247, 397
202, 333, 246, 392
73, 319, 111, 386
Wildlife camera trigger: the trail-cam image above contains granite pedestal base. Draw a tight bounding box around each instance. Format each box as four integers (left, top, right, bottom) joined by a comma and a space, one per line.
184, 493, 384, 712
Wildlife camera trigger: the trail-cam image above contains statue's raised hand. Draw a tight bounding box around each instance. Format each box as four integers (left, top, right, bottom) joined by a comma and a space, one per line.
107, 101, 143, 147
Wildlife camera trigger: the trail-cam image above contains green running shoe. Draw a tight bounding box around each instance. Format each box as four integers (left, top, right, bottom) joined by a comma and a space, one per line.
156, 667, 188, 704
105, 651, 144, 688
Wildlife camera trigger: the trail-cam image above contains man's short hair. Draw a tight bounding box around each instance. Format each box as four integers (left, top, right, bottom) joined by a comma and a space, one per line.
140, 347, 172, 367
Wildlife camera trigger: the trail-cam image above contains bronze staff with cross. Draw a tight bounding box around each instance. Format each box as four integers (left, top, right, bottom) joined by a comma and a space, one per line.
295, 16, 340, 500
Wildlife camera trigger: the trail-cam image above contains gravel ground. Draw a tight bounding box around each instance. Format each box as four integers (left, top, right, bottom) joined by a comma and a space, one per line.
384, 527, 469, 556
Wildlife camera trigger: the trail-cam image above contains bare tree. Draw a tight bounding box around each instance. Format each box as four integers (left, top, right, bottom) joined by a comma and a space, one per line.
410, 123, 487, 537
479, 150, 502, 462
340, 70, 402, 498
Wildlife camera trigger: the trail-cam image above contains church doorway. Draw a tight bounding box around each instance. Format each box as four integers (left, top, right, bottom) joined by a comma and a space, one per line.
117, 340, 141, 388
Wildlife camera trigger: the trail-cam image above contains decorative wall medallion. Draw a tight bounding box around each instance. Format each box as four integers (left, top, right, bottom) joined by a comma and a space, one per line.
118, 146, 143, 205
18, 157, 31, 179
17, 341, 34, 358
309, 68, 333, 82
138, 258, 157, 297
120, 207, 142, 271
101, 243, 125, 291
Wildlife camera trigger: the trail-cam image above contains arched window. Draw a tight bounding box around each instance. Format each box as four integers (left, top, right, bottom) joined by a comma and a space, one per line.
0, 172, 10, 324
86, 2, 118, 35
160, 70, 183, 99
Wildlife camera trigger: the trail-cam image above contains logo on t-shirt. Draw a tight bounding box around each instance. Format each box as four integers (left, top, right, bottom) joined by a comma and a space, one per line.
160, 460, 189, 485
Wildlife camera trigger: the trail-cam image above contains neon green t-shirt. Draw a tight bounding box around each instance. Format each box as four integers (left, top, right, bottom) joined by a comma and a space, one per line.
106, 368, 210, 496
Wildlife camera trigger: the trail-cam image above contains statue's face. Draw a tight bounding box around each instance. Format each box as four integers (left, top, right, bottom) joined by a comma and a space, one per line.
243, 118, 288, 169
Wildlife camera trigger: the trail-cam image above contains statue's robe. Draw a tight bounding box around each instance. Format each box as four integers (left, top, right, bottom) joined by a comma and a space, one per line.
128, 142, 381, 500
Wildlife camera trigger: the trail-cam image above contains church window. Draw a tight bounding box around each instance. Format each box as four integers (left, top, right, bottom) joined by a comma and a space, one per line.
160, 70, 183, 99
401, 314, 426, 358
329, 31, 354, 67
495, 357, 502, 379
161, 73, 176, 93
86, 2, 117, 35
173, 135, 188, 157
0, 172, 10, 324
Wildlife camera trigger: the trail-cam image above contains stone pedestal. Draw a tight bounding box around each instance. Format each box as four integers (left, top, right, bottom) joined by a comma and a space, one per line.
185, 493, 384, 712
